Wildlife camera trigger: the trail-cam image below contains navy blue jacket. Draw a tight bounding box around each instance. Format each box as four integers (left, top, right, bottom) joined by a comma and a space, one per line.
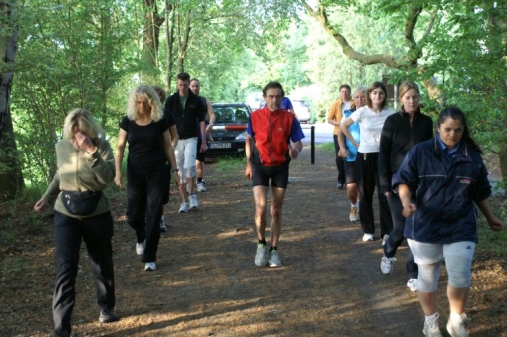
392, 137, 491, 244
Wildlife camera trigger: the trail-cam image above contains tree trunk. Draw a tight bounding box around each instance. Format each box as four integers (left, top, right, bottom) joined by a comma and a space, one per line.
165, 2, 176, 92
142, 0, 164, 83
0, 1, 24, 200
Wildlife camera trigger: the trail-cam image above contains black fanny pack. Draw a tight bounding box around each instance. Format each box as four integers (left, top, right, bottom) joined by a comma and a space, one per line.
61, 190, 102, 216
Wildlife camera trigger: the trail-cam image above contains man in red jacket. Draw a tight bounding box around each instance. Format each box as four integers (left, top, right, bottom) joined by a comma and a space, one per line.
245, 81, 305, 268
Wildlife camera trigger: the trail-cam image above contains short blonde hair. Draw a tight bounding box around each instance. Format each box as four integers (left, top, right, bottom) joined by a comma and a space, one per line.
126, 85, 163, 122
62, 108, 102, 142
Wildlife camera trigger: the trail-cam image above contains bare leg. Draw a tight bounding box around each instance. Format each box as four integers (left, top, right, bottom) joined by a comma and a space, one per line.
269, 186, 286, 247
418, 291, 438, 315
347, 182, 358, 204
253, 186, 269, 241
196, 160, 204, 180
187, 176, 196, 195
179, 182, 189, 202
447, 285, 469, 315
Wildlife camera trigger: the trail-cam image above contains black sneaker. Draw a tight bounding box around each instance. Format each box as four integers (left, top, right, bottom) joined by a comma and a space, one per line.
99, 309, 118, 323
50, 330, 69, 337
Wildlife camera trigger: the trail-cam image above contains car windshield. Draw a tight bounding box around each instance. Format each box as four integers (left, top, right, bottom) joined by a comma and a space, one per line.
213, 106, 249, 124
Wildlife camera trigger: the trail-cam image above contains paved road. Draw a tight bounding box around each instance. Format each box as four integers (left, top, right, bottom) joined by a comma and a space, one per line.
301, 122, 334, 145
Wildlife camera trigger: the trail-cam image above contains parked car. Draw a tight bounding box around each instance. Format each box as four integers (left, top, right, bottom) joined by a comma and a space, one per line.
207, 102, 251, 157
291, 99, 311, 123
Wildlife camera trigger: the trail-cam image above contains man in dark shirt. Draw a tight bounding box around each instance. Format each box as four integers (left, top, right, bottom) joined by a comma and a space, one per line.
164, 72, 207, 213
189, 78, 216, 193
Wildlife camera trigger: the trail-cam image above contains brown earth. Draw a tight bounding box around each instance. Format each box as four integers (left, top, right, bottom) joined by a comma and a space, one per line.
1, 148, 506, 337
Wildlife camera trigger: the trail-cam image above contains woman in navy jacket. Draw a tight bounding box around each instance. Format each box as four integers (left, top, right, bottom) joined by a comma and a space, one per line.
393, 107, 503, 337
378, 81, 433, 291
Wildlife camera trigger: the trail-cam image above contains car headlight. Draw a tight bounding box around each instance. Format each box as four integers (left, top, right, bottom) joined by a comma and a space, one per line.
235, 131, 247, 140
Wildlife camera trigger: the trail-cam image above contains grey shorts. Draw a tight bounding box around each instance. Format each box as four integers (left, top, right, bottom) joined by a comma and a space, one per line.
408, 239, 476, 265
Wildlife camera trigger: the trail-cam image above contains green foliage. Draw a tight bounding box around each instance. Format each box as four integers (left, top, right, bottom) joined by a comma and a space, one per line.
5, 0, 507, 193
477, 207, 507, 257
11, 0, 137, 185
215, 156, 246, 174
316, 142, 335, 155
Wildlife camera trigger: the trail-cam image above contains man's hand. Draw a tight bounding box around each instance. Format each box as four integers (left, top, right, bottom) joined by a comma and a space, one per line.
245, 162, 253, 180
200, 142, 208, 153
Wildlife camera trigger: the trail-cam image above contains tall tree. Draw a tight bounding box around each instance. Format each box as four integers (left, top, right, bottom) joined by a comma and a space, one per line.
0, 0, 23, 200
301, 0, 507, 178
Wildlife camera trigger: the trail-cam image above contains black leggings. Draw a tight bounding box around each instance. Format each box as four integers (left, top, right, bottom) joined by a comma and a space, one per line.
355, 152, 392, 237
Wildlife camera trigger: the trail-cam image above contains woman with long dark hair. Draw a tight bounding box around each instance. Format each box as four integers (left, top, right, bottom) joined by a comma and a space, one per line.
393, 106, 504, 336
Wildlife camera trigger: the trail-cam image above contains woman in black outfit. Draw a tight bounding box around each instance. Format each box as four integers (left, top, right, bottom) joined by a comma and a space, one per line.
378, 81, 433, 291
115, 85, 177, 272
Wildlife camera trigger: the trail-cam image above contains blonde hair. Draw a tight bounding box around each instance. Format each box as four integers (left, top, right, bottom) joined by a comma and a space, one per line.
126, 84, 163, 122
398, 81, 420, 100
62, 108, 102, 142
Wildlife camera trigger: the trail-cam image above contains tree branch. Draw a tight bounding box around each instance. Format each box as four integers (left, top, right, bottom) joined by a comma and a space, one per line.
301, 0, 402, 68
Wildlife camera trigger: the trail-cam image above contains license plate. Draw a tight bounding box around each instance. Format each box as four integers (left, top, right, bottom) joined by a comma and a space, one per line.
210, 142, 231, 149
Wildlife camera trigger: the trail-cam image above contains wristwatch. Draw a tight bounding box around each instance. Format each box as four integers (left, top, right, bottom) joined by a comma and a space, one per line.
172, 168, 179, 172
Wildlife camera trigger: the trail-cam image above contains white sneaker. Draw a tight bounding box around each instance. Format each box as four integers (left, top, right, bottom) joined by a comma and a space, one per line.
446, 313, 468, 337
423, 313, 443, 337
382, 234, 389, 246
189, 194, 199, 209
196, 181, 206, 192
380, 256, 396, 274
179, 201, 189, 213
362, 233, 374, 242
269, 250, 282, 268
160, 217, 168, 232
136, 242, 144, 255
349, 207, 359, 222
254, 243, 268, 267
144, 262, 156, 271
407, 278, 418, 291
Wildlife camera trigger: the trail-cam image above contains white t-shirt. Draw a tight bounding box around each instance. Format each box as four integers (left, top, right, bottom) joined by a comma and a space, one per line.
341, 101, 351, 112
349, 106, 394, 153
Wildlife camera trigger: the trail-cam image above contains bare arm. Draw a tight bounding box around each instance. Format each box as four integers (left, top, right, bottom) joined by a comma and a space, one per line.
169, 125, 178, 148
245, 134, 253, 180
398, 183, 416, 218
205, 98, 215, 133
199, 121, 208, 152
114, 129, 127, 188
476, 198, 504, 231
337, 126, 348, 158
289, 140, 303, 159
162, 130, 177, 169
340, 117, 359, 149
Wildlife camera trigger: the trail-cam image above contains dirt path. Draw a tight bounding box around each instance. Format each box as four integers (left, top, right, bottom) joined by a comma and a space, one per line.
1, 148, 506, 336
